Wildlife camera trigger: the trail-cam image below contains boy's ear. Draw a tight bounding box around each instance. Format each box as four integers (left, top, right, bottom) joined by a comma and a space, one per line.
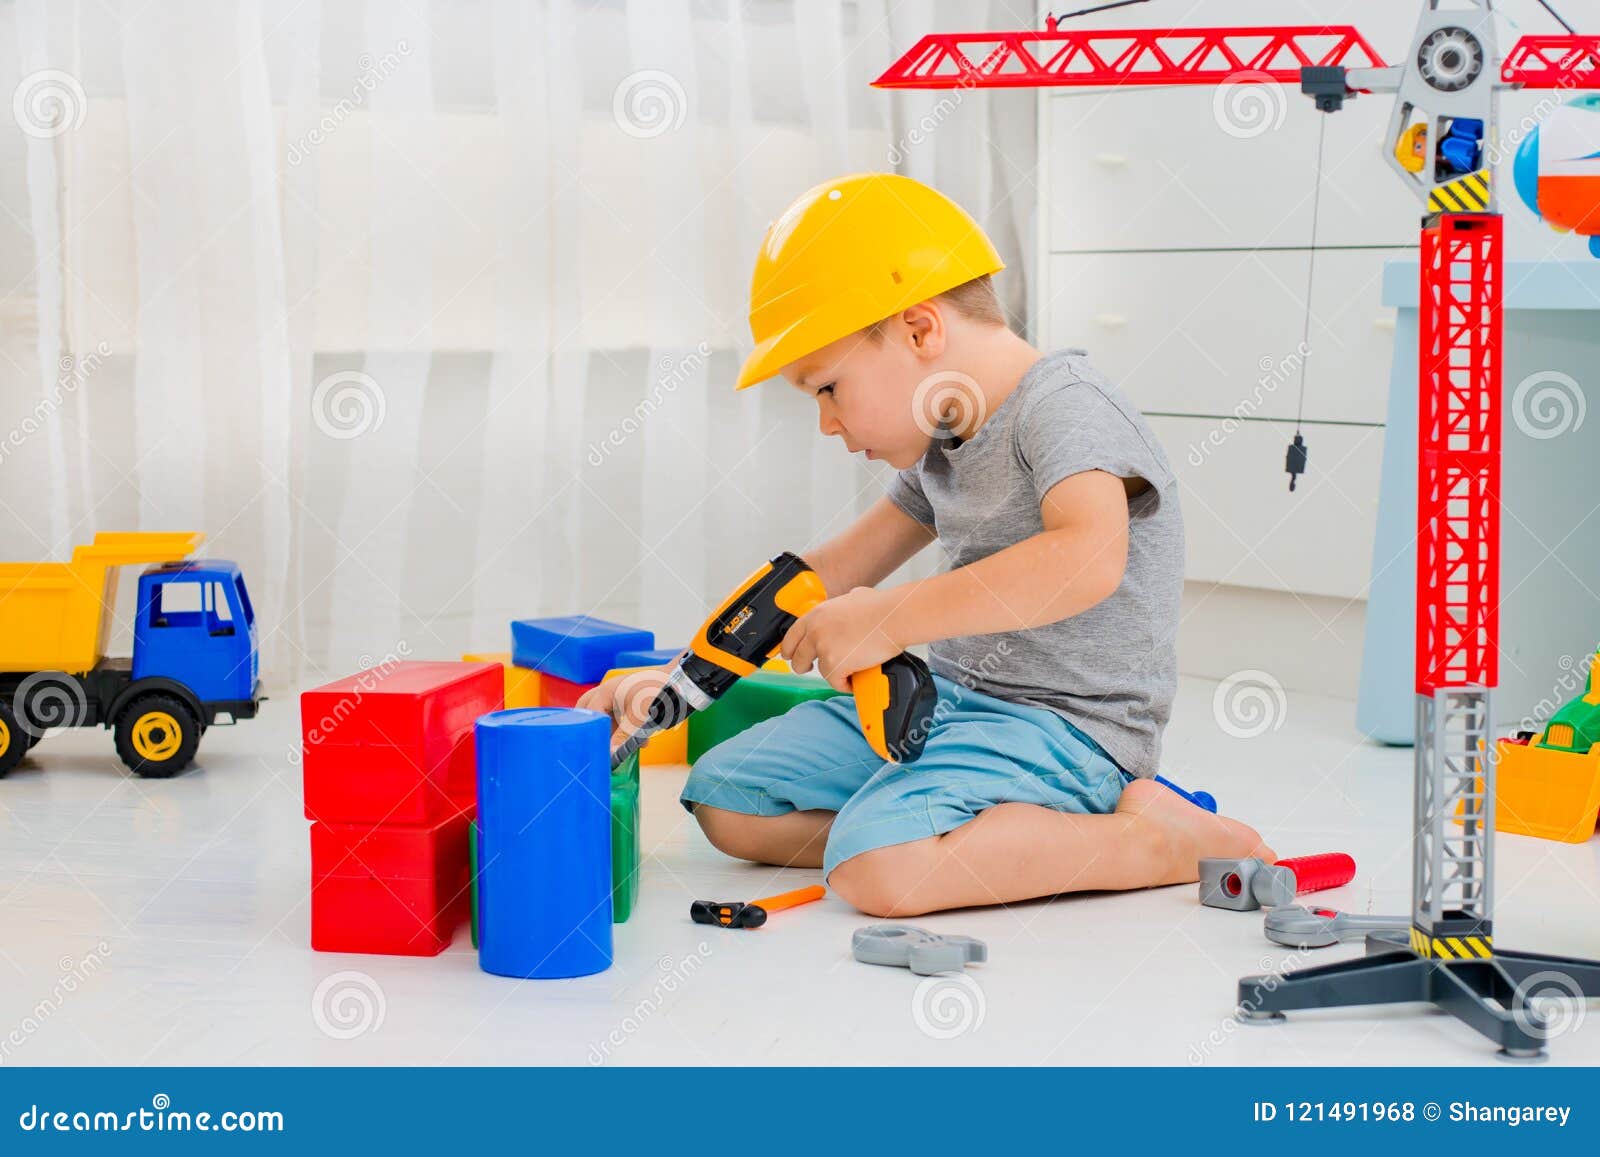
903, 301, 945, 356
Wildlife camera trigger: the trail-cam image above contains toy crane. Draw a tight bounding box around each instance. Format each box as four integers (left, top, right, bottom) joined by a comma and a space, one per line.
875, 1, 1600, 1058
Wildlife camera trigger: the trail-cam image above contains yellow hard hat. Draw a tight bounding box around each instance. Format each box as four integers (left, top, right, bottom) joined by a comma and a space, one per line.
735, 172, 1005, 390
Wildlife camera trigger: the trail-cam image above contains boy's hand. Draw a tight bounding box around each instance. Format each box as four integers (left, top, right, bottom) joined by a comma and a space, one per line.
780, 587, 905, 693
575, 666, 673, 749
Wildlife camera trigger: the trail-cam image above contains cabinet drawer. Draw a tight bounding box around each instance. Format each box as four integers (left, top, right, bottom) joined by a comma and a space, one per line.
1045, 83, 1421, 252
1044, 248, 1401, 424
1148, 414, 1382, 599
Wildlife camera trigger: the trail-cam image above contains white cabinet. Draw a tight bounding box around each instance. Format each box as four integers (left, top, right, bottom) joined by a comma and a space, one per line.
1152, 415, 1384, 600
1045, 87, 1421, 252
1044, 248, 1404, 424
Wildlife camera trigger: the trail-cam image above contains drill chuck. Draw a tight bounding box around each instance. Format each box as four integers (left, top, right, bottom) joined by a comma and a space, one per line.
608, 667, 702, 769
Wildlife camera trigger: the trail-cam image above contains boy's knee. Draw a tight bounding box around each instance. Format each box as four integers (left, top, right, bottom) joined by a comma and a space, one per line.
829, 841, 938, 918
691, 804, 768, 863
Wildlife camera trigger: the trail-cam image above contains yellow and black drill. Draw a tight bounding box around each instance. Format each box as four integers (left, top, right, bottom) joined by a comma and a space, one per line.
608, 552, 937, 770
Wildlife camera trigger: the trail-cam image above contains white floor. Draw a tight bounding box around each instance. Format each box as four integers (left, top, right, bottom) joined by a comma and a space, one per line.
4, 674, 1600, 1067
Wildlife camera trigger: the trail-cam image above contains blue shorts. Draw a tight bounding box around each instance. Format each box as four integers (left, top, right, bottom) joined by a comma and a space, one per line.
679, 673, 1128, 880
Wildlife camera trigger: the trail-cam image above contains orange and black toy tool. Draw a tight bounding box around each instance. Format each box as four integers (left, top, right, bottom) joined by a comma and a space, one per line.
609, 551, 938, 769
690, 884, 826, 930
850, 652, 938, 763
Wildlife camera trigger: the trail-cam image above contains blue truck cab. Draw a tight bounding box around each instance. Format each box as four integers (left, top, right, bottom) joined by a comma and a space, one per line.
132, 560, 262, 722
0, 540, 266, 781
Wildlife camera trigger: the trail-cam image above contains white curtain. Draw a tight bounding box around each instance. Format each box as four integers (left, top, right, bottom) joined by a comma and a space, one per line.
0, 0, 1036, 689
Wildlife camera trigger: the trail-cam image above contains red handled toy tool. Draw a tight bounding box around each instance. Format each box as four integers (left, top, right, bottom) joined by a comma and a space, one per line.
1199, 852, 1356, 912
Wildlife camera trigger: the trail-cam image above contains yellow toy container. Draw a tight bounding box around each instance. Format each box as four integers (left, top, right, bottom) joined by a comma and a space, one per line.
461, 652, 541, 709
638, 717, 688, 765
0, 532, 204, 674
1490, 737, 1600, 843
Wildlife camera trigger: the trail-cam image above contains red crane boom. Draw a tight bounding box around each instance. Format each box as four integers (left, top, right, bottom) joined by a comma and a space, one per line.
871, 25, 1386, 89
1499, 34, 1600, 87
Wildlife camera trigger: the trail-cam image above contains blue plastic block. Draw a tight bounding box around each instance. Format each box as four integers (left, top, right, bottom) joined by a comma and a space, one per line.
510, 615, 654, 684
475, 708, 613, 978
612, 646, 684, 669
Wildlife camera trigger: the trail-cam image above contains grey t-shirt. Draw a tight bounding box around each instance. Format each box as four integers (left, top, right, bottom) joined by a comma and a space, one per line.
884, 348, 1184, 778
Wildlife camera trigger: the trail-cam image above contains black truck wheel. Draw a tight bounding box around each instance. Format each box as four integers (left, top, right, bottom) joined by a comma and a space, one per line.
114, 694, 201, 778
0, 701, 24, 778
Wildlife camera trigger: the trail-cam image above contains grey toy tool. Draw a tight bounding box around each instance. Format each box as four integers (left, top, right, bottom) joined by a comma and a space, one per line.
852, 925, 986, 975
1264, 905, 1410, 949
1198, 857, 1297, 911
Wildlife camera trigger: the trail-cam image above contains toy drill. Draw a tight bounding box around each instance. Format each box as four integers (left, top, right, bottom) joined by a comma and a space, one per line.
608, 551, 938, 770
1198, 852, 1355, 912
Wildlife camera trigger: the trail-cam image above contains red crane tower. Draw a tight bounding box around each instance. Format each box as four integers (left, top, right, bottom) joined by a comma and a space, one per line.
875, 2, 1600, 1058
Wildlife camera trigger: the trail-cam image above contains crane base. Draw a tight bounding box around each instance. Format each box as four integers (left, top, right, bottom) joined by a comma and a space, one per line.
1237, 944, 1600, 1058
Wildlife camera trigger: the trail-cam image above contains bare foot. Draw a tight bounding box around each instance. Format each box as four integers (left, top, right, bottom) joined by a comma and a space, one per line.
1115, 778, 1276, 887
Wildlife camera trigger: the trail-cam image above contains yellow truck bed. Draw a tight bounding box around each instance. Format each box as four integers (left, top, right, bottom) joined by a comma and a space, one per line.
0, 532, 204, 675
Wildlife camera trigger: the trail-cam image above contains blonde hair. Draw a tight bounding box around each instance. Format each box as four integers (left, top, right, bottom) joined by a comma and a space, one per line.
863, 273, 1007, 339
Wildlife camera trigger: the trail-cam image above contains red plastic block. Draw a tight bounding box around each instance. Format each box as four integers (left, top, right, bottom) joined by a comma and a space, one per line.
301, 661, 503, 824
539, 672, 596, 708
310, 815, 472, 956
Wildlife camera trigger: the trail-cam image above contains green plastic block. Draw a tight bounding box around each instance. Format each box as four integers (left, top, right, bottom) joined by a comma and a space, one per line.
686, 670, 843, 764
614, 746, 640, 789
611, 751, 640, 924
469, 818, 479, 950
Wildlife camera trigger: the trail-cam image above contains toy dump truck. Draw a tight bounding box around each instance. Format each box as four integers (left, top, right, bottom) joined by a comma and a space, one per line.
0, 532, 262, 778
1491, 649, 1600, 843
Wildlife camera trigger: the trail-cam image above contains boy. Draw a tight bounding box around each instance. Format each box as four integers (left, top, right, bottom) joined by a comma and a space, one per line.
579, 173, 1272, 917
